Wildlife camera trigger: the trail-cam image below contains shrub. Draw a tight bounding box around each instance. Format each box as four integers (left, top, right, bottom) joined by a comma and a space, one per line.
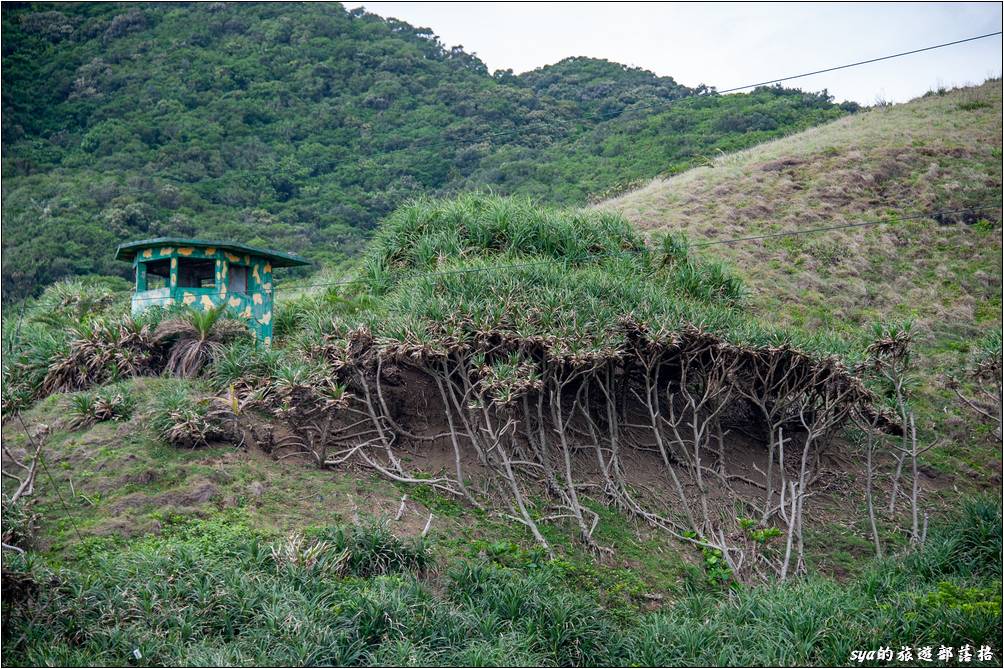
273, 295, 325, 342
273, 288, 378, 344
66, 385, 135, 428
1, 323, 69, 416
154, 307, 248, 378
42, 318, 158, 394
269, 531, 350, 578
904, 496, 1002, 580
148, 382, 229, 448
313, 522, 431, 577
4, 316, 156, 417
211, 339, 284, 390
26, 276, 130, 329
357, 194, 840, 361
361, 192, 647, 293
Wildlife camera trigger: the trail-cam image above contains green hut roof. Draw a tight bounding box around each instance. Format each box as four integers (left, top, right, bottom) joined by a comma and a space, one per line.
115, 237, 311, 268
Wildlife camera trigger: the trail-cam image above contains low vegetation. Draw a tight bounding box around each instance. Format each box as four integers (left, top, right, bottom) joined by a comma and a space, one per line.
5, 195, 982, 584
154, 306, 247, 379
1, 499, 999, 666
66, 385, 134, 429
147, 382, 232, 449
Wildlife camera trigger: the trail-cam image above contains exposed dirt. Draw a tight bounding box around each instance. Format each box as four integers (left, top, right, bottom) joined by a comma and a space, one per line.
3, 351, 974, 580
108, 479, 218, 514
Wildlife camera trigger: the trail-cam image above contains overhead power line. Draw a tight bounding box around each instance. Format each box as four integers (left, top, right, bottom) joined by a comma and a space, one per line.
364, 31, 1003, 157
711, 32, 1003, 95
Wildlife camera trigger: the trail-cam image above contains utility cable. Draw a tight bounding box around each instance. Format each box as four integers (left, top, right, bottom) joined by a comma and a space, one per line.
354, 32, 1003, 157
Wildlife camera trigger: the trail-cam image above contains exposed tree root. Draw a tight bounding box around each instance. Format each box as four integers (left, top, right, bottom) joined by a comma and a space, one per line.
245, 321, 889, 582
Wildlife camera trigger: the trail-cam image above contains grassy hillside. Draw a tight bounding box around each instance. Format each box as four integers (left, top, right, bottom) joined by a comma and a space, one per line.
601, 81, 1003, 481
3, 7, 1002, 659
3, 193, 1001, 665
1, 2, 851, 297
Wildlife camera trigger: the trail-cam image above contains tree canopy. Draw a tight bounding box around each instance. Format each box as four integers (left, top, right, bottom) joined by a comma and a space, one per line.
2, 3, 852, 297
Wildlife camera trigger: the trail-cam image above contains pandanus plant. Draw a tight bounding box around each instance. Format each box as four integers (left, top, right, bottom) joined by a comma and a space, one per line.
42, 318, 157, 394
155, 307, 247, 378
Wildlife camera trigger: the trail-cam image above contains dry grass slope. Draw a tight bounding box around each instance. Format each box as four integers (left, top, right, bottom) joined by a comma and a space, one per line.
600, 80, 1002, 483
600, 81, 1001, 337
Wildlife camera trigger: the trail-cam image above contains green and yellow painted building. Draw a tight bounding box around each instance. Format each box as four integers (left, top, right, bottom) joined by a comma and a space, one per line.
116, 238, 310, 346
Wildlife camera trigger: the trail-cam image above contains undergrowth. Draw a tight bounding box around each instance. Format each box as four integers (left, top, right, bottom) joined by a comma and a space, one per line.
2, 499, 999, 667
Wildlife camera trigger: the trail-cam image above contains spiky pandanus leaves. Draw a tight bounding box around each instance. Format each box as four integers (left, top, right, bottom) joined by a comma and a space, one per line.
864, 321, 915, 369
469, 352, 544, 408
41, 318, 158, 395
159, 406, 223, 448
242, 195, 887, 567
267, 359, 348, 420
964, 331, 1003, 385
2, 324, 69, 416
26, 277, 131, 330
946, 331, 1003, 439
357, 249, 879, 418
155, 307, 248, 379
363, 192, 647, 294
66, 387, 135, 429
149, 384, 233, 448
344, 194, 880, 440
270, 531, 350, 577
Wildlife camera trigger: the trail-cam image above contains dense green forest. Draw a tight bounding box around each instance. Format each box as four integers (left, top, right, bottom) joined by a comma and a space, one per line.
1, 2, 855, 298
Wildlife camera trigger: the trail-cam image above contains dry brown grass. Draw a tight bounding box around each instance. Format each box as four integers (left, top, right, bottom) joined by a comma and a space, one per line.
599, 81, 1003, 483
599, 81, 1002, 340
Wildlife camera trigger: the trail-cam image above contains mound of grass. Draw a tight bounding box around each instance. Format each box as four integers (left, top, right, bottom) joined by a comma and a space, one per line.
354, 193, 858, 360
363, 192, 647, 289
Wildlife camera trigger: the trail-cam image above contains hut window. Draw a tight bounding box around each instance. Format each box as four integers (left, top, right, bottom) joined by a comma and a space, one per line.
178, 259, 216, 288
228, 265, 248, 294
144, 259, 171, 290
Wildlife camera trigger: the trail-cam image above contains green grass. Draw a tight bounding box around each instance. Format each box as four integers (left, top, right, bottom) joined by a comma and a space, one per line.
339, 192, 866, 363
2, 498, 1000, 666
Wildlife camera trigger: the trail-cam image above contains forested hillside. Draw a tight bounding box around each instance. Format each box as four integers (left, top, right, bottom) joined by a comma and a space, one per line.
1, 2, 853, 297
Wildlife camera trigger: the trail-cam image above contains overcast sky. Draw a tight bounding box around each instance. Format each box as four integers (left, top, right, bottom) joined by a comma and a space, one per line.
346, 2, 1002, 104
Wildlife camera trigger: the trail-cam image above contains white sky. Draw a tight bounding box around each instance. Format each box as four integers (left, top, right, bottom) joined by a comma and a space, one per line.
346, 2, 1002, 104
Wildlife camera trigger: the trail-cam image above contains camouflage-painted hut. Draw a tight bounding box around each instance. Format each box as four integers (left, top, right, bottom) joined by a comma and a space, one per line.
115, 238, 310, 346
